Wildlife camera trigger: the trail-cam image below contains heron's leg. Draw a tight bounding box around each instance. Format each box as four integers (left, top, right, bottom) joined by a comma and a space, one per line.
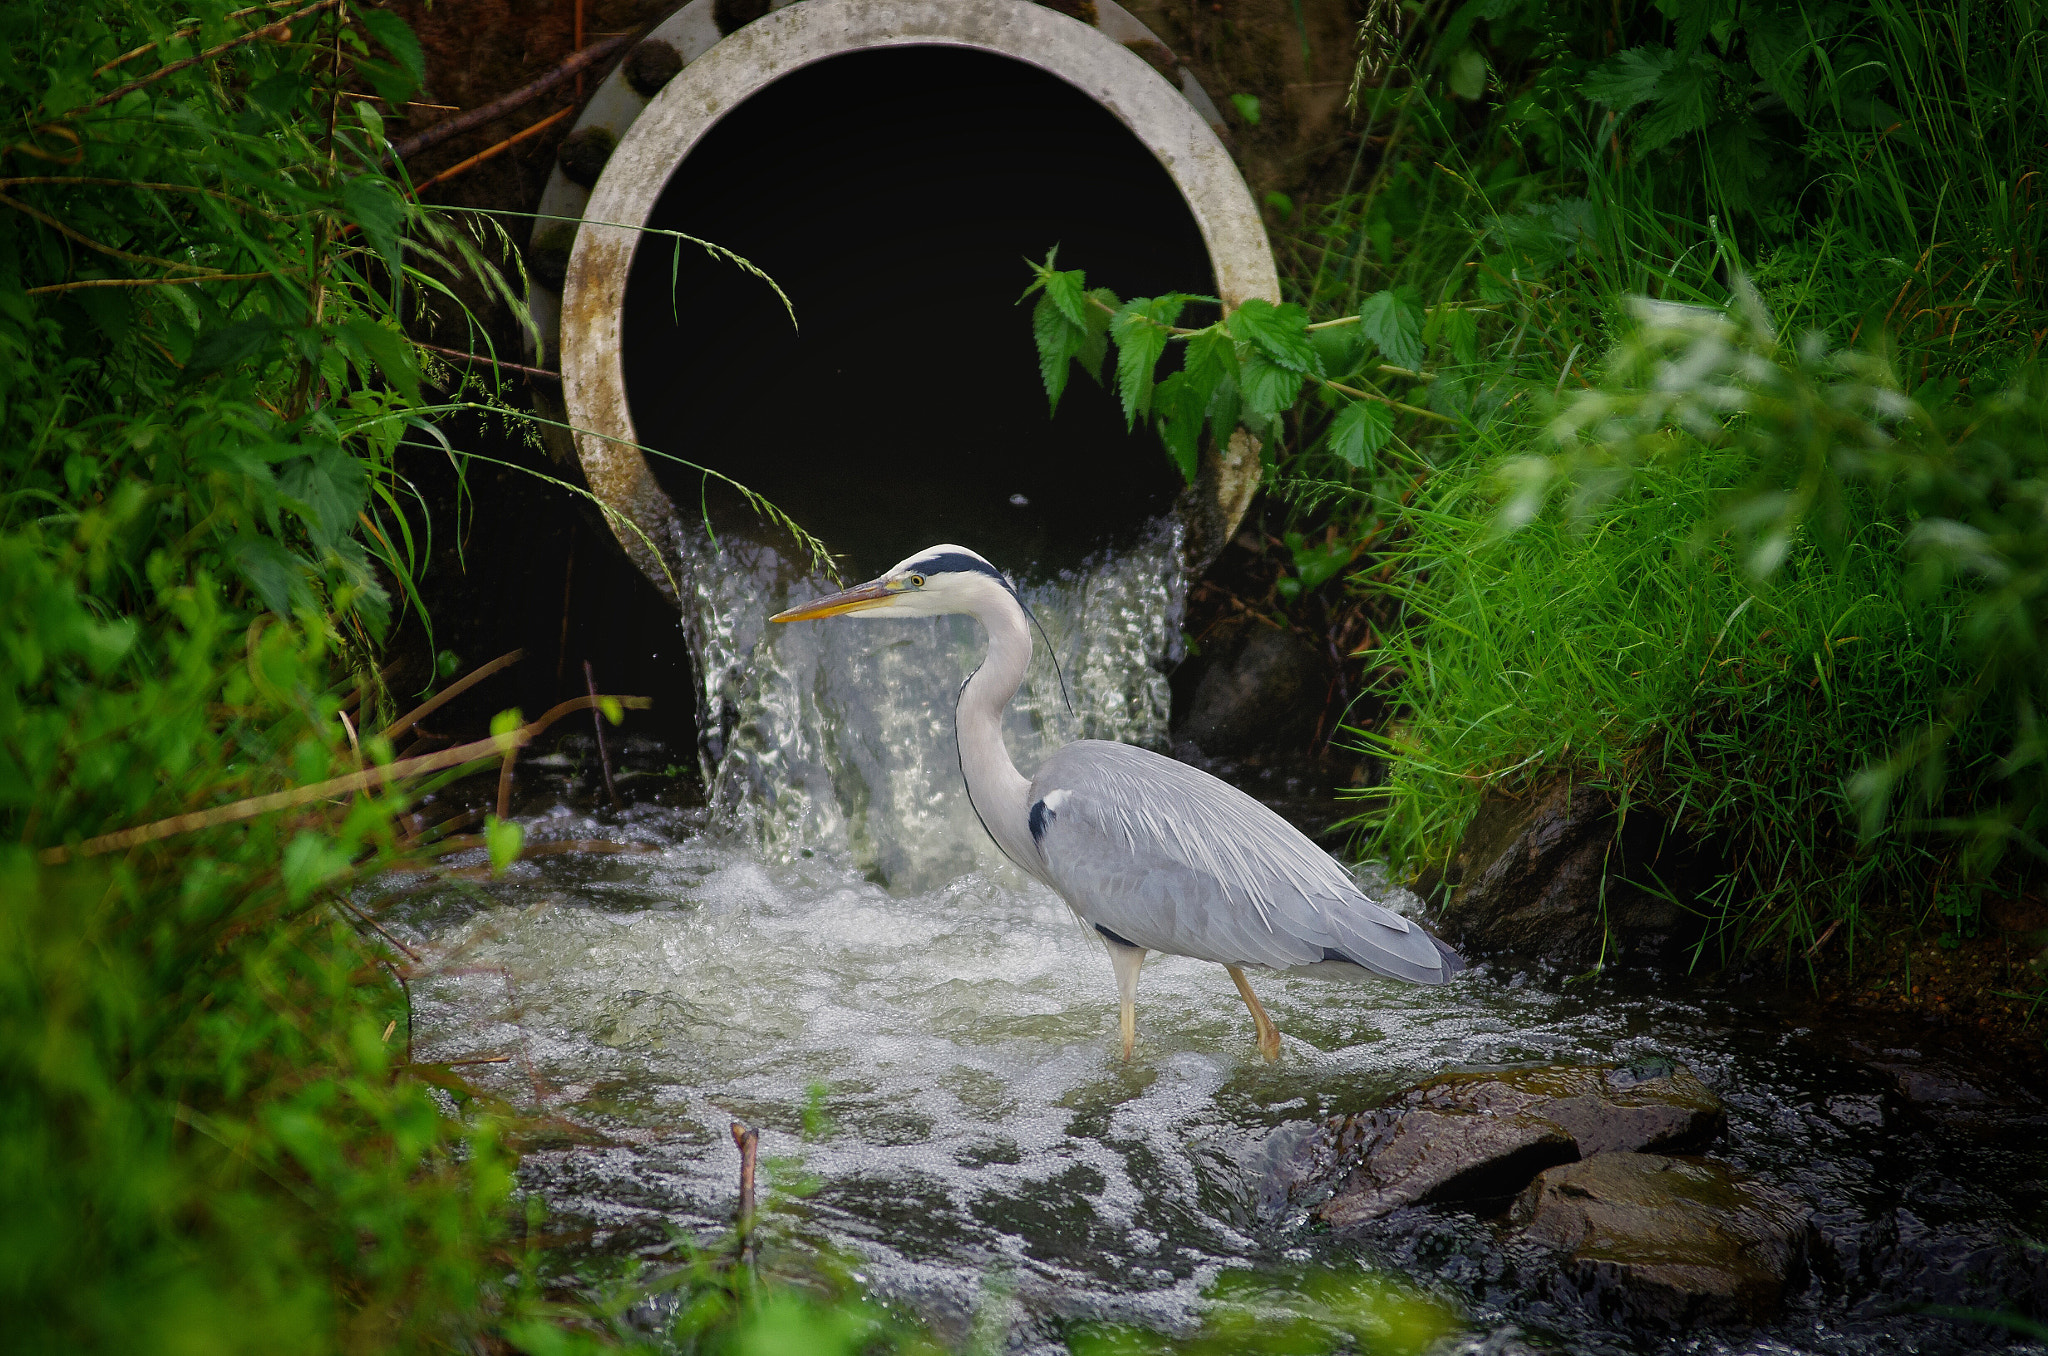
1227, 965, 1282, 1062
1105, 939, 1146, 1062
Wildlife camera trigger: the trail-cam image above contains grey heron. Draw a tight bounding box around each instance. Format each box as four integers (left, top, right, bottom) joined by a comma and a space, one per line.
772, 544, 1461, 1061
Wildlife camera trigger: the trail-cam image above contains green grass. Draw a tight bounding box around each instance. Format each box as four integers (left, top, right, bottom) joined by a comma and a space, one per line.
1244, 0, 2048, 960
1355, 440, 1980, 963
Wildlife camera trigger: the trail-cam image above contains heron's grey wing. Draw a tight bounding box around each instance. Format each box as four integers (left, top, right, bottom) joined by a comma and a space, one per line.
1026, 741, 1454, 984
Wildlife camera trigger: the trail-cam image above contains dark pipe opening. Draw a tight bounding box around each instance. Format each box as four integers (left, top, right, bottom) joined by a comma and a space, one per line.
623, 45, 1216, 581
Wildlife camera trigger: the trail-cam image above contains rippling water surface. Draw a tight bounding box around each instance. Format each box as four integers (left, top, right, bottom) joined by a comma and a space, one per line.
385, 526, 2047, 1355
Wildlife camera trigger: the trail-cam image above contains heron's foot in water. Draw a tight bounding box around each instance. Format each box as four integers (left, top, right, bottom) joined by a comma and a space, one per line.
1228, 965, 1282, 1063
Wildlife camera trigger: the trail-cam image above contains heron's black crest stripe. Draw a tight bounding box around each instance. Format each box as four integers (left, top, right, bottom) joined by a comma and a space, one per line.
904, 550, 1010, 587
1028, 798, 1055, 842
1096, 924, 1140, 949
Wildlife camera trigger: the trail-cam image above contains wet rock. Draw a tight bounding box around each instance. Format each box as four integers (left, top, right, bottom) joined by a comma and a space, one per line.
556, 126, 617, 188
1320, 1110, 1576, 1226
623, 39, 683, 97
1405, 1061, 1725, 1156
1512, 1153, 1811, 1328
1178, 619, 1327, 757
1305, 1062, 1724, 1226
1417, 779, 1707, 966
1851, 1042, 2048, 1134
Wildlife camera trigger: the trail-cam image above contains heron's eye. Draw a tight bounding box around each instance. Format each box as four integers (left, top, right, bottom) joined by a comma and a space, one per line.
909, 574, 926, 588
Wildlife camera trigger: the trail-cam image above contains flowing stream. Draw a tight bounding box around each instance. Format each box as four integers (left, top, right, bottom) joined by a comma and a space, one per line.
385, 524, 2047, 1355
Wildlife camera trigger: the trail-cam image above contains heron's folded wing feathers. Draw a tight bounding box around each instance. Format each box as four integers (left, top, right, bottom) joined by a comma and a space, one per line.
1028, 741, 1450, 984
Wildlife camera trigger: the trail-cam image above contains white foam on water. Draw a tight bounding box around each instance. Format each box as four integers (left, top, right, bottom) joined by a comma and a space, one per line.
382, 521, 2021, 1353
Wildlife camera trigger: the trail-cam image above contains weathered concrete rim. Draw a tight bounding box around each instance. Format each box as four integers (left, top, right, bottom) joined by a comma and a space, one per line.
559, 0, 1280, 600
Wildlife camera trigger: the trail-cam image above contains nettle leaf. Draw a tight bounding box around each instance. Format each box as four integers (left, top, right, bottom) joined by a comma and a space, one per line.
1329, 399, 1393, 467
1182, 327, 1236, 392
1584, 44, 1678, 110
1077, 286, 1114, 385
1153, 371, 1205, 484
339, 317, 422, 402
278, 445, 368, 556
1110, 296, 1182, 426
484, 814, 523, 879
1634, 55, 1719, 153
1040, 265, 1090, 329
342, 175, 407, 273
1032, 293, 1082, 412
1746, 10, 1812, 118
1309, 324, 1362, 378
1225, 298, 1320, 374
229, 535, 310, 616
246, 71, 311, 119
1204, 373, 1243, 453
351, 4, 426, 98
1438, 307, 1480, 366
1357, 291, 1425, 371
1239, 351, 1304, 419
282, 831, 353, 903
183, 316, 284, 383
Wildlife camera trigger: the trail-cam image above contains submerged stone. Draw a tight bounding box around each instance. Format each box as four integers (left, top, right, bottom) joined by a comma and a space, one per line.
1512, 1152, 1811, 1328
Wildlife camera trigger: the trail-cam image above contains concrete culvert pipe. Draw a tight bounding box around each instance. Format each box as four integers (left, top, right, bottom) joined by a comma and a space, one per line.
538, 0, 1279, 596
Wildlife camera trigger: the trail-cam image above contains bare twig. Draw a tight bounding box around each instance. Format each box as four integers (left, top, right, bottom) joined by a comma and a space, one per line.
0, 192, 211, 271
90, 0, 339, 109
380, 648, 524, 743
1804, 918, 1843, 960
92, 2, 304, 76
410, 106, 572, 196
1320, 376, 1456, 423
584, 660, 621, 810
730, 1121, 759, 1240
388, 32, 634, 163
416, 341, 561, 382
496, 739, 518, 820
39, 693, 650, 864
24, 271, 279, 295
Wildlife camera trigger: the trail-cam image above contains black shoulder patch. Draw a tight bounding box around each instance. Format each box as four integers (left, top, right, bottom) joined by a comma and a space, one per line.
1322, 947, 1359, 965
1096, 923, 1140, 949
1028, 798, 1054, 842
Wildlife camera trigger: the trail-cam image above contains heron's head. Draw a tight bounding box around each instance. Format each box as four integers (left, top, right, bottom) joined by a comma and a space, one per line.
771, 544, 1018, 623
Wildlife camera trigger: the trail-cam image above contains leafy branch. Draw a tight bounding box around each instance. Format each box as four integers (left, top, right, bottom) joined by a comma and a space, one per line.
1020, 247, 1452, 487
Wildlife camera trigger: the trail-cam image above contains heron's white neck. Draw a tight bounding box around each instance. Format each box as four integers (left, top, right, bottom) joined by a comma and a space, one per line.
954, 579, 1045, 882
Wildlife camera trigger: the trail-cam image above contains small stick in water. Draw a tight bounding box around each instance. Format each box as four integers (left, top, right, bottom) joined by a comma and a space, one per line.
730, 1120, 758, 1241
583, 659, 621, 810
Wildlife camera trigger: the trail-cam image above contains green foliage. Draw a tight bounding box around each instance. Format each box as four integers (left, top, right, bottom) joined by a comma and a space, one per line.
1068, 1265, 1454, 1355
0, 3, 592, 1348
1031, 0, 2048, 962
1023, 250, 1427, 489
1330, 0, 2048, 951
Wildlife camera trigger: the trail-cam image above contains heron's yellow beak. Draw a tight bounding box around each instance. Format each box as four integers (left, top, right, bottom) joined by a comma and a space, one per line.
770, 579, 897, 622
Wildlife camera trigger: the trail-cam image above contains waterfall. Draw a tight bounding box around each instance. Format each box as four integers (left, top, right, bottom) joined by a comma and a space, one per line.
667, 518, 1187, 891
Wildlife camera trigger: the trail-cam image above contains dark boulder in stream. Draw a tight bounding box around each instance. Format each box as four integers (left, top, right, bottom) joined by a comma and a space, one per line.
1416, 779, 1711, 967
1176, 617, 1328, 757
1288, 1061, 1727, 1225
1512, 1152, 1812, 1328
